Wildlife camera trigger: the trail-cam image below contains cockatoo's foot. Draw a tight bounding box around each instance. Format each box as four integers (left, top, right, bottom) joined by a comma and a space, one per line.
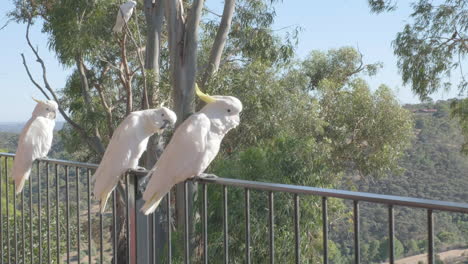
198, 173, 218, 179
138, 175, 150, 193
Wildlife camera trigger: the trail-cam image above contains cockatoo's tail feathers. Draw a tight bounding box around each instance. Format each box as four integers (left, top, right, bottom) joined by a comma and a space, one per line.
100, 192, 111, 214
195, 84, 216, 103
112, 25, 121, 33
14, 173, 29, 195
141, 192, 163, 215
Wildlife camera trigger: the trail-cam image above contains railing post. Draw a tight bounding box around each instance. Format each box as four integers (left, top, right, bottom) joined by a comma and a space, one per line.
126, 173, 138, 264
134, 174, 150, 264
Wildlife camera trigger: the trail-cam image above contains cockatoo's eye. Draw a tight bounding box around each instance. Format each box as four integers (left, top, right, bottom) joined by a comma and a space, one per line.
227, 109, 231, 113
161, 113, 165, 117
46, 108, 50, 111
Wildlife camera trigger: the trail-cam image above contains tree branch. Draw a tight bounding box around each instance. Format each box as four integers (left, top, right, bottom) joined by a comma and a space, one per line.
119, 33, 133, 115
23, 16, 105, 154
183, 0, 204, 94
201, 0, 235, 87
20, 53, 51, 100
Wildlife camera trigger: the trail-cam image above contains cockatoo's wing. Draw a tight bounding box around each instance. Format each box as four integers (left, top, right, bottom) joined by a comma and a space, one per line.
93, 112, 142, 213
11, 117, 54, 194
141, 114, 211, 215
112, 2, 136, 33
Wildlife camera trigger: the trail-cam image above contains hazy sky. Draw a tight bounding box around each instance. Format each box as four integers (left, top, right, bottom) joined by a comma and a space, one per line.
0, 0, 461, 122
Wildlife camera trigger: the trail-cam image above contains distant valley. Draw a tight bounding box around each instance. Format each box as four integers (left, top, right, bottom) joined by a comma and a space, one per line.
0, 121, 65, 133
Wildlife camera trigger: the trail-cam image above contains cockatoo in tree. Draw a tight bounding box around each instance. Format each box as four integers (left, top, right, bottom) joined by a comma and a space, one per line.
141, 85, 243, 215
11, 98, 58, 194
113, 1, 137, 33
93, 107, 177, 213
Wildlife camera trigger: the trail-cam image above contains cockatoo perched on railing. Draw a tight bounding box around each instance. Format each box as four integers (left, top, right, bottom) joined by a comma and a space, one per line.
141, 85, 243, 215
11, 98, 58, 194
93, 107, 177, 213
113, 0, 137, 33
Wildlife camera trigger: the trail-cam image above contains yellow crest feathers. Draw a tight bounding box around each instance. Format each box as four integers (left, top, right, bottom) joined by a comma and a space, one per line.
195, 84, 216, 103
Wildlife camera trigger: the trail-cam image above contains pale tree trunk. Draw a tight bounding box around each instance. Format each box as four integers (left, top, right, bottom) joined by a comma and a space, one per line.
164, 0, 204, 257
143, 0, 169, 260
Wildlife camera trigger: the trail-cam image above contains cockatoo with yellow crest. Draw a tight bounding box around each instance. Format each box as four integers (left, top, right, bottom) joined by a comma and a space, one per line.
141, 85, 243, 215
93, 107, 176, 213
11, 98, 58, 194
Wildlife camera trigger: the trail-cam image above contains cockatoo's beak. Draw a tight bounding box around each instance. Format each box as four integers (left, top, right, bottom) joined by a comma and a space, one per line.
51, 111, 57, 119
160, 119, 171, 130
32, 97, 44, 104
195, 84, 216, 103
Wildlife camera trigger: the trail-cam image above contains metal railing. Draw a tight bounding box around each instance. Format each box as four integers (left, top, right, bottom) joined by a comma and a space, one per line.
1, 152, 468, 264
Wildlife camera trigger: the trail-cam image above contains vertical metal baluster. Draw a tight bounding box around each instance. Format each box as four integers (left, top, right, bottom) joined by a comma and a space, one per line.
76, 167, 80, 264
47, 163, 51, 264
354, 201, 360, 264
99, 212, 103, 264
87, 169, 92, 264
167, 191, 172, 264
389, 205, 395, 264
184, 181, 189, 264
22, 185, 25, 263
428, 210, 434, 264
322, 197, 328, 264
0, 157, 3, 264
126, 174, 130, 264
152, 212, 155, 264
113, 191, 117, 264
223, 186, 228, 264
38, 161, 42, 263
294, 194, 300, 264
245, 189, 251, 264
202, 184, 208, 264
55, 164, 60, 264
66, 166, 70, 263
151, 212, 155, 264
6, 158, 10, 264
13, 159, 17, 263
269, 192, 274, 264
29, 163, 33, 264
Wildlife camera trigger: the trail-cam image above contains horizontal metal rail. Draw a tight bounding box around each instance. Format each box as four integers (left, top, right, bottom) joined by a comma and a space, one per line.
2, 152, 468, 264
195, 177, 468, 214
0, 152, 98, 169
3, 153, 465, 214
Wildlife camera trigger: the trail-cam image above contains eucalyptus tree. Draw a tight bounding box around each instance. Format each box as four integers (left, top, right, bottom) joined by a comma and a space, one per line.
7, 0, 416, 261
8, 0, 297, 261
202, 47, 413, 262
368, 0, 468, 152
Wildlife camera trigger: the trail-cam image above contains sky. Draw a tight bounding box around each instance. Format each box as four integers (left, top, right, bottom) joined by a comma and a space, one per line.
0, 0, 462, 122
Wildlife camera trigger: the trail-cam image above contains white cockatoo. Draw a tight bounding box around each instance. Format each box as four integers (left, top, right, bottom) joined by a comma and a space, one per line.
141, 85, 243, 215
113, 0, 137, 33
11, 98, 58, 194
93, 107, 177, 213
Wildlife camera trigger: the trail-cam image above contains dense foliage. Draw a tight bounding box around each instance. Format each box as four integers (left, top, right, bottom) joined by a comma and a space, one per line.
368, 0, 468, 153
6, 0, 466, 262
349, 100, 468, 263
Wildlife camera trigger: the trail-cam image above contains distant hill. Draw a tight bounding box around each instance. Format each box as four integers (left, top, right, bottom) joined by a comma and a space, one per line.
336, 99, 468, 263
0, 121, 65, 133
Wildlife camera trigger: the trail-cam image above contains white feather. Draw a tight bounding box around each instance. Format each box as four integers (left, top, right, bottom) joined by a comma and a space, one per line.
11, 100, 57, 194
113, 1, 137, 33
93, 108, 176, 213
141, 96, 243, 215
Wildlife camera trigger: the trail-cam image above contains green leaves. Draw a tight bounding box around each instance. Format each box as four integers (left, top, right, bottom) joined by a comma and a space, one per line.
301, 47, 382, 91
392, 0, 467, 98
43, 0, 119, 66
